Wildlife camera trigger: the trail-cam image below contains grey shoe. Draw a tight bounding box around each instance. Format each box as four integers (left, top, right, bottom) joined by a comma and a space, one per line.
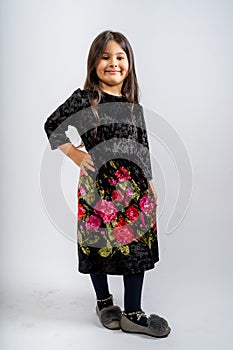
121, 310, 171, 338
95, 295, 122, 330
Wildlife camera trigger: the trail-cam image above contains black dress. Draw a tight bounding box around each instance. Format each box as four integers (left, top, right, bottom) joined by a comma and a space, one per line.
44, 88, 159, 275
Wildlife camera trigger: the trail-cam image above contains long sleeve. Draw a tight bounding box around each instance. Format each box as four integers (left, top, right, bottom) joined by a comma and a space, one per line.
136, 104, 153, 180
44, 88, 85, 150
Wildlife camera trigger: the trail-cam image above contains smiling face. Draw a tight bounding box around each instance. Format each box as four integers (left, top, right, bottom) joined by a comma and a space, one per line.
95, 40, 129, 95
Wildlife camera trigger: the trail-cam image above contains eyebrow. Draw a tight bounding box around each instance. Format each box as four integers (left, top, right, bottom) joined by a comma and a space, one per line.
101, 51, 126, 55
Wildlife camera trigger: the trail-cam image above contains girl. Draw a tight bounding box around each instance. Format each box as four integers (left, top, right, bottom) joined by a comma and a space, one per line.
44, 30, 171, 338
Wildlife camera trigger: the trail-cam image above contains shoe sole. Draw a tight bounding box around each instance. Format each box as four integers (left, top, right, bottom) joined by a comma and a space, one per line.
121, 327, 171, 338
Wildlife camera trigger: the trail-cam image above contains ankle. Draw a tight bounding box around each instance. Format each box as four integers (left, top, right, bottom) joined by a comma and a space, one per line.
123, 310, 148, 327
97, 294, 113, 310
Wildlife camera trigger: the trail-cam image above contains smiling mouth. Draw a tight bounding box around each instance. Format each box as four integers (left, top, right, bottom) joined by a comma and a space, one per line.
105, 70, 121, 73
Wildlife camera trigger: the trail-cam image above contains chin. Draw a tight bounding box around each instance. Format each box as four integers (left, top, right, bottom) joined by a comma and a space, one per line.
106, 79, 124, 85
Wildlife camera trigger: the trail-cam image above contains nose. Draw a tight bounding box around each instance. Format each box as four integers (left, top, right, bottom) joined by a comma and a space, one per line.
109, 56, 118, 67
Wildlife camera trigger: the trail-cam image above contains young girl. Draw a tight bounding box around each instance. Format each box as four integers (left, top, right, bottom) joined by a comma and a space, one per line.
44, 30, 171, 338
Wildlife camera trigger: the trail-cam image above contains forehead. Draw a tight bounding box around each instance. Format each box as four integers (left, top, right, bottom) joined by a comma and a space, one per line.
102, 40, 126, 54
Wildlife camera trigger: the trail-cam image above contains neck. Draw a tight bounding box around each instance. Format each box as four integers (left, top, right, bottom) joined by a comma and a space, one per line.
99, 82, 123, 96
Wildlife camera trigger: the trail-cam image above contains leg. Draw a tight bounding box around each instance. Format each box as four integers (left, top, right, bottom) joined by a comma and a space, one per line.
90, 273, 113, 310
123, 271, 145, 313
90, 273, 122, 330
121, 271, 171, 336
90, 273, 111, 300
123, 271, 148, 326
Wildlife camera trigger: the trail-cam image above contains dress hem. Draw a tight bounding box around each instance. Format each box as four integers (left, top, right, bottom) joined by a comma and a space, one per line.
77, 260, 159, 275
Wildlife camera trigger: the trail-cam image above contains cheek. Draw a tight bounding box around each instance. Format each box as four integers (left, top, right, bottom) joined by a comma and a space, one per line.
96, 62, 105, 75
122, 61, 129, 74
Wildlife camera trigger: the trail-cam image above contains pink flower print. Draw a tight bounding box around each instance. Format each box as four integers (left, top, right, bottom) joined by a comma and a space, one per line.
126, 188, 133, 196
139, 194, 156, 215
80, 186, 86, 196
139, 211, 146, 227
108, 178, 117, 186
112, 189, 124, 202
85, 215, 102, 232
113, 224, 134, 244
94, 199, 118, 223
125, 195, 130, 206
115, 166, 131, 182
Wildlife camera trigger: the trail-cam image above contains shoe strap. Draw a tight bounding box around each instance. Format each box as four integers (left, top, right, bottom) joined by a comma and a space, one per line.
123, 310, 146, 321
96, 294, 113, 303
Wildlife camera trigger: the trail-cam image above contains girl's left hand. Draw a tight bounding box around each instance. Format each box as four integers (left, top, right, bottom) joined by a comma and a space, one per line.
149, 180, 158, 203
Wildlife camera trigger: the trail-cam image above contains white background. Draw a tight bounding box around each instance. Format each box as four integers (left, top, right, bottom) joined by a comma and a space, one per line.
1, 0, 232, 349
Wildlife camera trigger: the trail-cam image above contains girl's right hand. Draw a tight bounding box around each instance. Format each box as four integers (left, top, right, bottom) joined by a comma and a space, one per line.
79, 151, 95, 176
58, 143, 95, 176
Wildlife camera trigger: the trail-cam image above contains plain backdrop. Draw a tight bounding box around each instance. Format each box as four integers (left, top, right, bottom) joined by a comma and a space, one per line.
0, 0, 232, 349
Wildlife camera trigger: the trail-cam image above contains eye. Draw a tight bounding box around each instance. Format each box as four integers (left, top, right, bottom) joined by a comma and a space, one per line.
101, 56, 109, 60
117, 56, 124, 60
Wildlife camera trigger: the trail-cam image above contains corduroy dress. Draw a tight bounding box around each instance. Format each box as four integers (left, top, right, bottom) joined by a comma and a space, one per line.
44, 88, 159, 275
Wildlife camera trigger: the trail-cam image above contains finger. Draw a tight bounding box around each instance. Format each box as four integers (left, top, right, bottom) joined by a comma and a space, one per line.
83, 157, 95, 171
85, 158, 95, 168
85, 163, 96, 172
80, 165, 88, 176
81, 160, 95, 174
84, 154, 94, 162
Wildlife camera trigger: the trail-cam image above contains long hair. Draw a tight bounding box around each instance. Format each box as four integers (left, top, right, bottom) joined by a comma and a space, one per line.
77, 30, 140, 149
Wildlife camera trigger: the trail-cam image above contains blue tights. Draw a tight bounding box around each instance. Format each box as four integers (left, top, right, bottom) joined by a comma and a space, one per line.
90, 271, 145, 313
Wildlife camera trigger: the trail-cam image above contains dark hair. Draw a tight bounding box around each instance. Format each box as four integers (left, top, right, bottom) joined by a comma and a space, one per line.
84, 30, 139, 104
77, 30, 139, 149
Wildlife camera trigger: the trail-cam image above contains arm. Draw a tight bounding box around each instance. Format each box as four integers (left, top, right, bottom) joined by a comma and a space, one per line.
44, 88, 83, 150
44, 89, 95, 175
58, 142, 95, 176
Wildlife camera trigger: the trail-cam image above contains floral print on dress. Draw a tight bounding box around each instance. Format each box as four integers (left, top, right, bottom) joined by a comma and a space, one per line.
77, 158, 157, 259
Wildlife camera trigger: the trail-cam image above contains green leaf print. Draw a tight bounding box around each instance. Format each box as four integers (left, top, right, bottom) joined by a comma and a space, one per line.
136, 230, 147, 244
81, 245, 90, 255
106, 229, 115, 243
119, 245, 130, 255
98, 247, 112, 257
99, 190, 105, 199
109, 160, 117, 169
118, 181, 128, 191
86, 236, 100, 245
77, 231, 82, 244
131, 179, 140, 201
85, 192, 96, 204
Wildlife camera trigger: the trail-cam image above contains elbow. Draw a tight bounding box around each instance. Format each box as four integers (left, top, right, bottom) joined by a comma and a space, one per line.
44, 118, 53, 138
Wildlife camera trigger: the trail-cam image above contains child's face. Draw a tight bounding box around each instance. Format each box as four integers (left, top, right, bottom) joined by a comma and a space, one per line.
96, 40, 129, 92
